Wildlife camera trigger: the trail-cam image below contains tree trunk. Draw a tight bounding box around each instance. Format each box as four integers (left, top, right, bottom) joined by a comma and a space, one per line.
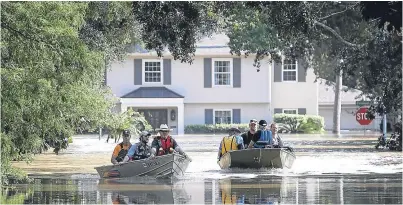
332, 69, 342, 135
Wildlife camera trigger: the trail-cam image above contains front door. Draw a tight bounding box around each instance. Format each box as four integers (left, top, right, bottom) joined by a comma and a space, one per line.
138, 109, 168, 131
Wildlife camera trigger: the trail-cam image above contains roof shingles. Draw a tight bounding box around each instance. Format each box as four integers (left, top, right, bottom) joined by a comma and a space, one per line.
121, 87, 184, 99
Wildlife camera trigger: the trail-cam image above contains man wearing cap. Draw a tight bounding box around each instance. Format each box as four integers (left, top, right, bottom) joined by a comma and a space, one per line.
122, 131, 153, 163
217, 126, 245, 161
151, 124, 189, 158
248, 120, 273, 149
241, 119, 258, 147
111, 130, 132, 165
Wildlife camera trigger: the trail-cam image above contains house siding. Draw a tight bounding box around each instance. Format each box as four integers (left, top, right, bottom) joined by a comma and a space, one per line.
271, 61, 318, 116
184, 103, 270, 125
107, 56, 270, 104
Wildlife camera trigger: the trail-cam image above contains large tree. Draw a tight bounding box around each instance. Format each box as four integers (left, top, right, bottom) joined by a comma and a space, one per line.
0, 1, 142, 185
131, 1, 401, 118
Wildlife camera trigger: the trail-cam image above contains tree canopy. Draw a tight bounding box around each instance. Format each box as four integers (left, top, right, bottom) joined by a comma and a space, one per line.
0, 1, 144, 185
1, 1, 401, 185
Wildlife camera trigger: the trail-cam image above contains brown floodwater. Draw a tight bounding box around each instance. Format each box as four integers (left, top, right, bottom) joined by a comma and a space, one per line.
4, 133, 403, 204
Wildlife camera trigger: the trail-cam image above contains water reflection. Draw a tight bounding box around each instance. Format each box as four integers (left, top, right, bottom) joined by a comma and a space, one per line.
2, 174, 402, 204
98, 177, 190, 204
214, 175, 402, 204
218, 177, 282, 204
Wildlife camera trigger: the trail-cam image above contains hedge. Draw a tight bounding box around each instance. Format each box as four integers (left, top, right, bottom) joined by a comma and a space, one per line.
273, 113, 325, 134
185, 123, 250, 134
184, 114, 325, 134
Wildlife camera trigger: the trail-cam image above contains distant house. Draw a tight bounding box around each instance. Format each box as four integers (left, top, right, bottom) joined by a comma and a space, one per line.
106, 34, 374, 135
317, 79, 381, 131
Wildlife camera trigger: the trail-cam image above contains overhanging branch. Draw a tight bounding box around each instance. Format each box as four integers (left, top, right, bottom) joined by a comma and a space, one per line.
313, 21, 364, 47
318, 3, 359, 21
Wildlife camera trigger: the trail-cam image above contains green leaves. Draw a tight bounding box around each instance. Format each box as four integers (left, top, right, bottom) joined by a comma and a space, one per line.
1, 2, 142, 185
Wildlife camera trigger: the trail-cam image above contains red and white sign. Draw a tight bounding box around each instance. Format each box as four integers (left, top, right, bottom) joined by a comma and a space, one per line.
355, 107, 373, 125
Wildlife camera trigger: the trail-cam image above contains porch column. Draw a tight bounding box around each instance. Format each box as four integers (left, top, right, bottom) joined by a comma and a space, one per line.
177, 104, 185, 135
120, 104, 128, 113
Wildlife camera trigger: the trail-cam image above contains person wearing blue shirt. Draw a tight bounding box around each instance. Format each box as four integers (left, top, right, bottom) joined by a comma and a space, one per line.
248, 120, 273, 149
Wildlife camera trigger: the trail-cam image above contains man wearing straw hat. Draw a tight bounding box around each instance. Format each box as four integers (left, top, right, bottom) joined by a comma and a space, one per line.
151, 124, 189, 159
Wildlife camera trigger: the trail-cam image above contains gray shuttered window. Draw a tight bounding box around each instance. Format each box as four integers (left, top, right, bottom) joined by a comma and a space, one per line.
297, 58, 307, 82
233, 58, 241, 87
274, 108, 283, 114
298, 108, 307, 115
232, 109, 241, 123
273, 61, 282, 82
205, 109, 213, 124
163, 59, 171, 85
204, 58, 212, 88
134, 59, 142, 85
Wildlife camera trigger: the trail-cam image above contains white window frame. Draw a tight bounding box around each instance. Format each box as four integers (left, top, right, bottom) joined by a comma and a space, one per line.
212, 58, 233, 87
142, 59, 164, 84
283, 109, 298, 115
213, 109, 233, 124
281, 57, 298, 82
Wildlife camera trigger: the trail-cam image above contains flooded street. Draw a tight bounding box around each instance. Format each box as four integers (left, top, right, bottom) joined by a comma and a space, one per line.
5, 133, 403, 204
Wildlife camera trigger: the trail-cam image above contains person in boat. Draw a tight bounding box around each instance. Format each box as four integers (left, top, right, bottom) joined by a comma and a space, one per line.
217, 126, 245, 161
122, 131, 153, 163
247, 119, 272, 149
151, 124, 189, 158
269, 122, 284, 148
241, 119, 258, 148
111, 129, 132, 165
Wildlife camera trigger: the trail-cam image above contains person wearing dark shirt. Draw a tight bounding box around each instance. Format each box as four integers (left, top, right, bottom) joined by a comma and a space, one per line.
248, 119, 271, 149
241, 119, 258, 147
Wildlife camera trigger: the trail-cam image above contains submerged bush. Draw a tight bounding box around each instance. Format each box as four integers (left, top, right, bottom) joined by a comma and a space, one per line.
185, 124, 249, 134
273, 114, 325, 134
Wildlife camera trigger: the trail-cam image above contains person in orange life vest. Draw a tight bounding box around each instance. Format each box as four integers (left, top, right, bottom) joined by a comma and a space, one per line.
217, 126, 244, 161
151, 124, 188, 158
111, 130, 132, 165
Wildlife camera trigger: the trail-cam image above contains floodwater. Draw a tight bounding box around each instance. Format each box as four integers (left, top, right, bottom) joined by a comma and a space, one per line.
4, 133, 403, 204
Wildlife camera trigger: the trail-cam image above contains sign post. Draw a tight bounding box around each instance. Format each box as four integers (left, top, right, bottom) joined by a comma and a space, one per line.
355, 107, 373, 126
355, 100, 371, 107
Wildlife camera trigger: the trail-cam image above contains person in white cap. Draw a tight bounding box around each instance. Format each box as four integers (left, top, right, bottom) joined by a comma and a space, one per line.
121, 131, 152, 163
151, 124, 188, 158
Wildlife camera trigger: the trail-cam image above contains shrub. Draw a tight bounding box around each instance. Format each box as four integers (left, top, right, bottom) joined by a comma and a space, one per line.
185, 124, 250, 134
273, 113, 325, 134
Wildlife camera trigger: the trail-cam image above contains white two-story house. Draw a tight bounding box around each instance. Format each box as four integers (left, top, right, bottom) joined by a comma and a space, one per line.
107, 34, 380, 134
106, 34, 320, 135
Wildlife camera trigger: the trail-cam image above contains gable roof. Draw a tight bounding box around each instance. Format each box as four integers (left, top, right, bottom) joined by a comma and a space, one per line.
121, 87, 184, 98
317, 79, 365, 105
126, 33, 233, 56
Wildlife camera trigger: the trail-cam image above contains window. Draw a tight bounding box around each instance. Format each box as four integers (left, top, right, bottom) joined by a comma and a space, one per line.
213, 58, 232, 86
143, 60, 163, 83
283, 109, 298, 114
214, 110, 232, 124
282, 59, 297, 82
